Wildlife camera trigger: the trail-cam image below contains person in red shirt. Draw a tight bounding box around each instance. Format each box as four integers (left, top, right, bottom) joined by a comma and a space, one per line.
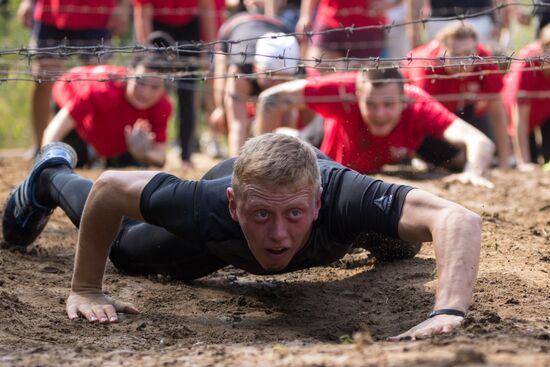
17, 0, 130, 155
208, 9, 301, 157
41, 54, 173, 168
403, 22, 511, 169
133, 0, 217, 171
255, 68, 496, 187
502, 24, 550, 170
296, 0, 388, 69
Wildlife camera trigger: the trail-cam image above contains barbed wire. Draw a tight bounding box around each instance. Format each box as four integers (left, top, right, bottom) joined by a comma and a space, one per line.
0, 0, 548, 99
1, 54, 549, 84
2, 63, 549, 106
1, 1, 549, 61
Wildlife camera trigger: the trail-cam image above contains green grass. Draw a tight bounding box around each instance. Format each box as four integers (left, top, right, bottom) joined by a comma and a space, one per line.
0, 1, 33, 148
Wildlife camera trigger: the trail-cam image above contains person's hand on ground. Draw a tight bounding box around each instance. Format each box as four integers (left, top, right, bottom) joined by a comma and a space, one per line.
388, 314, 464, 341
66, 291, 139, 323
125, 119, 155, 162
517, 162, 539, 172
443, 172, 495, 189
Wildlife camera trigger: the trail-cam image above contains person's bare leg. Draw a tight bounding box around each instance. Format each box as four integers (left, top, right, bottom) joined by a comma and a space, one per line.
31, 58, 64, 148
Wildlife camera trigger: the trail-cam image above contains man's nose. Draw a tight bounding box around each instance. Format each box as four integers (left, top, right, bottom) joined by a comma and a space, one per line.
373, 105, 385, 119
269, 216, 288, 242
141, 85, 154, 99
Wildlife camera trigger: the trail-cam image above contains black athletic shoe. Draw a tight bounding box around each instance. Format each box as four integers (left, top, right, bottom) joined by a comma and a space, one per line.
2, 142, 77, 246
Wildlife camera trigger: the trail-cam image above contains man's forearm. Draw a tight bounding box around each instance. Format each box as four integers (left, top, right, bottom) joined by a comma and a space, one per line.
142, 144, 166, 167
71, 172, 155, 293
255, 92, 288, 135
255, 80, 307, 135
71, 177, 126, 292
42, 107, 76, 146
463, 132, 495, 177
432, 206, 481, 311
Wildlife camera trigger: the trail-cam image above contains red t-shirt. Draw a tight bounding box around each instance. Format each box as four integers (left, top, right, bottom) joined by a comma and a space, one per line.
133, 0, 198, 26
502, 42, 550, 133
34, 0, 115, 29
52, 65, 172, 158
315, 0, 386, 29
304, 72, 457, 173
403, 40, 503, 113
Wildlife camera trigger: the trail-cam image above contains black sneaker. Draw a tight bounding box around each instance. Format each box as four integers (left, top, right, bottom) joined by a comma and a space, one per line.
2, 142, 77, 247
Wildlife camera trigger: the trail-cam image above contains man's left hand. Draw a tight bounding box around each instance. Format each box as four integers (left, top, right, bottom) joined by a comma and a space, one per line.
388, 314, 464, 341
125, 119, 155, 162
443, 172, 494, 189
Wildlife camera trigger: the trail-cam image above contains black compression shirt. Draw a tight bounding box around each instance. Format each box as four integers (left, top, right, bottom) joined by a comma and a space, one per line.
140, 155, 414, 275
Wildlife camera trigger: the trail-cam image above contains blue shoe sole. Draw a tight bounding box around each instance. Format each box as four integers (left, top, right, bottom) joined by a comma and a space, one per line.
2, 193, 50, 247
1, 142, 77, 247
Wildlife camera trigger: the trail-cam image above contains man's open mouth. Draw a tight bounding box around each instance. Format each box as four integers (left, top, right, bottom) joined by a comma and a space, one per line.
266, 248, 288, 255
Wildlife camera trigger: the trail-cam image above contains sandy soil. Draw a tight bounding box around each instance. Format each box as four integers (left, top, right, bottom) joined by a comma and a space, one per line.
0, 153, 548, 367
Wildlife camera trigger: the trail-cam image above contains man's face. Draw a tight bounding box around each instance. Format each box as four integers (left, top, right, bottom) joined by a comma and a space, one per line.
443, 36, 477, 75
357, 82, 404, 136
126, 64, 166, 109
227, 182, 321, 272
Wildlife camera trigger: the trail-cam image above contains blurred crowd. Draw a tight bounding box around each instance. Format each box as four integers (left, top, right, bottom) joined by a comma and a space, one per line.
6, 0, 550, 182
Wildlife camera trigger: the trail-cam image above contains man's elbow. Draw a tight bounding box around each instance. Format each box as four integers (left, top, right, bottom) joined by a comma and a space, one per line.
449, 205, 482, 246
93, 171, 120, 196
257, 90, 285, 116
462, 207, 481, 234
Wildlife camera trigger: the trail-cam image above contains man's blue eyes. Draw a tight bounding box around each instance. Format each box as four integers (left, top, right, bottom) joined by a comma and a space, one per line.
255, 210, 269, 218
254, 209, 302, 218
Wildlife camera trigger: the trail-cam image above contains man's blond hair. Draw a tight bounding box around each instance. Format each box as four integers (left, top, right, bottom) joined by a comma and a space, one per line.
232, 133, 321, 198
436, 22, 478, 45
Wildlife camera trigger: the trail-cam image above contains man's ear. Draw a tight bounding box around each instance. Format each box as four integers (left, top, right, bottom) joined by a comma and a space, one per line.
313, 186, 322, 220
227, 187, 238, 222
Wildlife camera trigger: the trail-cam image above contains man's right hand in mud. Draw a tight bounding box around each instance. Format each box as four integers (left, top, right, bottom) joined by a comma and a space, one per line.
67, 291, 139, 323
388, 314, 464, 341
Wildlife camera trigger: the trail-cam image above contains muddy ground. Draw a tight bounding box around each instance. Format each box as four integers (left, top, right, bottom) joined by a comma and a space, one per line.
0, 152, 548, 367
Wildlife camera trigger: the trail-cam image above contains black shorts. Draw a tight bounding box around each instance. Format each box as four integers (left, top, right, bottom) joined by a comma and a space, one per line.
30, 21, 111, 60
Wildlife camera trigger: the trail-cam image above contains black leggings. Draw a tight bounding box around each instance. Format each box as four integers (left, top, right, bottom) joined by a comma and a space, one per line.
36, 162, 231, 281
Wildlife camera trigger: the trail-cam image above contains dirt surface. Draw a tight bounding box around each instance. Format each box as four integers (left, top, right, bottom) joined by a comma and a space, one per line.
0, 153, 549, 367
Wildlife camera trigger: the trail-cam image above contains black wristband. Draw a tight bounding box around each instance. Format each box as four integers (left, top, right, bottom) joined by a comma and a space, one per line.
428, 309, 465, 318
